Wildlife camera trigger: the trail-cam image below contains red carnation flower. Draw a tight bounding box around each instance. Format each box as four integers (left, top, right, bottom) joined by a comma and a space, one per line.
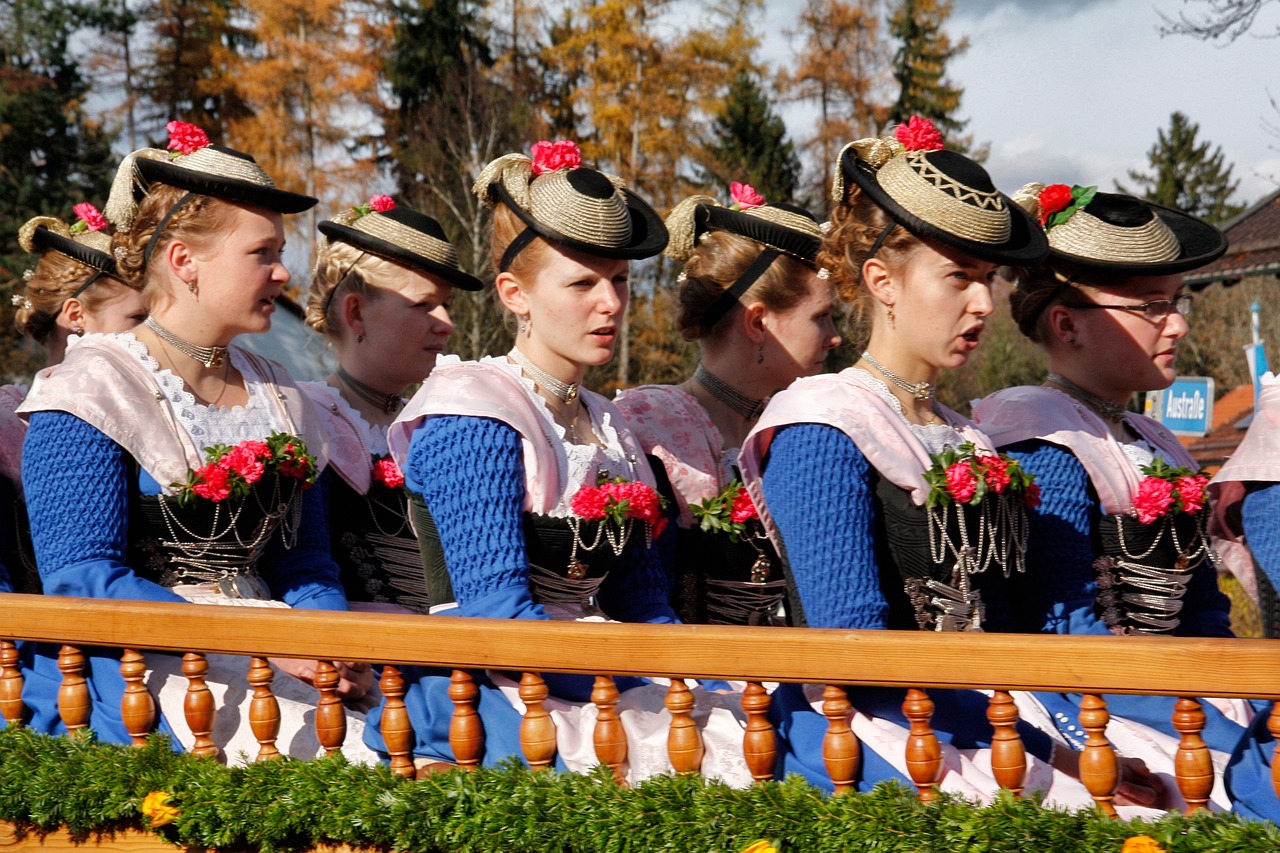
165, 121, 210, 156
1133, 477, 1176, 524
1038, 184, 1074, 225
980, 453, 1011, 494
1177, 475, 1209, 515
571, 485, 609, 520
72, 202, 108, 232
368, 194, 395, 213
530, 140, 582, 175
1023, 482, 1042, 509
729, 486, 758, 523
191, 463, 232, 502
944, 460, 979, 504
729, 181, 765, 210
372, 456, 404, 489
894, 116, 944, 152
221, 444, 265, 484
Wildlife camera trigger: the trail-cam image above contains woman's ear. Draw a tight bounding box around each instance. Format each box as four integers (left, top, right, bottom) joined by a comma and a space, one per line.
495, 271, 530, 317
740, 301, 767, 345
861, 257, 895, 308
59, 298, 87, 333
340, 291, 364, 338
1046, 303, 1080, 347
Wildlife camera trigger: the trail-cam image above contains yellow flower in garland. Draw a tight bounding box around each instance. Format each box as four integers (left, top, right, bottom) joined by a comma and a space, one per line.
739, 840, 779, 853
1121, 836, 1167, 853
140, 791, 179, 828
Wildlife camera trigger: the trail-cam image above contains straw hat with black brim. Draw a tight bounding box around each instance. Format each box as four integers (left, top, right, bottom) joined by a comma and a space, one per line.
17, 217, 119, 298
474, 152, 668, 271
1031, 190, 1226, 275
834, 139, 1048, 267
318, 206, 483, 291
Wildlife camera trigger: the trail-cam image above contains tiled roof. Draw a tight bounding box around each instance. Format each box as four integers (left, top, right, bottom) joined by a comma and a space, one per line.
1183, 384, 1256, 473
1187, 189, 1280, 289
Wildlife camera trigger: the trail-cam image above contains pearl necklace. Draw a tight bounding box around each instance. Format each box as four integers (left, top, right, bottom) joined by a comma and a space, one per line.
145, 316, 227, 369
693, 363, 764, 420
508, 348, 579, 403
861, 351, 935, 401
1046, 373, 1128, 423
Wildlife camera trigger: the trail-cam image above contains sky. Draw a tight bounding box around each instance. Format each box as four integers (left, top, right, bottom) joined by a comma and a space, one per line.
753, 0, 1280, 211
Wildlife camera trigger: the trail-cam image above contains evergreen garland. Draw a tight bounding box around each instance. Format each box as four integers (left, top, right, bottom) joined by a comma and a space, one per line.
0, 727, 1276, 852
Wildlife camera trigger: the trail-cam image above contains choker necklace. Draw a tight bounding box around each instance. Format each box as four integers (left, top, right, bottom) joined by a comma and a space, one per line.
145, 316, 227, 369
337, 365, 403, 414
1046, 373, 1127, 423
508, 348, 579, 403
694, 363, 764, 420
861, 351, 935, 401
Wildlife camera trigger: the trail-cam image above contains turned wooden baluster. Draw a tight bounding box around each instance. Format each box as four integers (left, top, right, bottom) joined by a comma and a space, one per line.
380, 665, 415, 778
742, 681, 776, 783
592, 676, 627, 785
448, 670, 484, 769
56, 645, 90, 732
519, 672, 556, 771
182, 652, 218, 758
902, 688, 942, 801
665, 678, 704, 774
1172, 696, 1213, 814
313, 660, 346, 756
1078, 693, 1119, 816
0, 639, 26, 727
821, 684, 858, 795
986, 690, 1026, 796
247, 657, 281, 761
1269, 702, 1280, 803
118, 649, 155, 746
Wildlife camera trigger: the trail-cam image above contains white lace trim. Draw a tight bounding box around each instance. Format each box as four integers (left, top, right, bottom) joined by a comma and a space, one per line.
853, 367, 964, 456
94, 332, 286, 450
479, 356, 635, 518
310, 381, 391, 457
1120, 437, 1159, 470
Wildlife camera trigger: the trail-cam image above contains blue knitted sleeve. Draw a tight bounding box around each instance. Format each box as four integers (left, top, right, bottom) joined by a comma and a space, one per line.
0, 475, 13, 594
760, 423, 886, 629
1244, 484, 1280, 590
262, 472, 348, 611
22, 411, 184, 603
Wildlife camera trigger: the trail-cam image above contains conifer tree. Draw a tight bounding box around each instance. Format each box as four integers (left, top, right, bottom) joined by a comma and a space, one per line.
887, 0, 967, 137
699, 71, 801, 204
1118, 112, 1246, 224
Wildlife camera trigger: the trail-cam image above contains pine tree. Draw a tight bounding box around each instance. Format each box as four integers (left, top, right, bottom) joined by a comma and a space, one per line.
887, 0, 968, 137
698, 71, 801, 204
1118, 112, 1246, 224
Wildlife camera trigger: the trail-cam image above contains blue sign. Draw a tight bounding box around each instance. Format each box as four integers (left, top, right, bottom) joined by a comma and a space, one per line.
1150, 376, 1215, 437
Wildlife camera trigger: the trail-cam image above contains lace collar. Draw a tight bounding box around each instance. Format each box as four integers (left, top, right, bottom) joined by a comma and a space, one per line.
853, 367, 963, 456
311, 381, 391, 457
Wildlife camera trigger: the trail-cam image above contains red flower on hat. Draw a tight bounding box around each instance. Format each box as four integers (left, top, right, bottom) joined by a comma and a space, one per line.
165, 121, 210, 156
895, 116, 944, 152
72, 202, 108, 232
729, 181, 765, 210
368, 194, 395, 213
1038, 184, 1074, 225
530, 140, 582, 175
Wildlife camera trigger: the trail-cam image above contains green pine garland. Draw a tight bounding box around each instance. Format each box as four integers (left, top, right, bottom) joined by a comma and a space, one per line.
0, 726, 1276, 852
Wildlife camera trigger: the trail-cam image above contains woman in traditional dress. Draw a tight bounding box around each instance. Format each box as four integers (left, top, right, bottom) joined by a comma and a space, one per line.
365, 141, 750, 783
302, 196, 482, 613
18, 122, 375, 761
972, 184, 1244, 808
739, 119, 1159, 805
614, 186, 840, 625
2, 205, 147, 593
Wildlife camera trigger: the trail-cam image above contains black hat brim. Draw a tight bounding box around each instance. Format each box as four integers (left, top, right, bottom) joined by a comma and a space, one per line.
317, 220, 483, 291
32, 226, 117, 276
492, 179, 669, 261
1048, 200, 1228, 275
136, 152, 317, 214
698, 205, 821, 265
842, 148, 1048, 267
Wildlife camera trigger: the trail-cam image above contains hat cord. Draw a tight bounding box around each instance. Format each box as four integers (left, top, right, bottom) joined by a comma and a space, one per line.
499, 227, 539, 272
142, 192, 197, 267
699, 248, 780, 332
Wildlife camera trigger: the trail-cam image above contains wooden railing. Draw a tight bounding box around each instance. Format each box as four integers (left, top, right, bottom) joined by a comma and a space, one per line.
3, 593, 1280, 816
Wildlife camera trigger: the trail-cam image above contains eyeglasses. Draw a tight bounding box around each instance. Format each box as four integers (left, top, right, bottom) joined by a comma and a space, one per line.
1064, 293, 1193, 321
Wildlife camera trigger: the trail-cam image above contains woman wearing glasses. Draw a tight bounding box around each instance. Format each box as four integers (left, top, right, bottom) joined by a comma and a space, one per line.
973, 187, 1249, 807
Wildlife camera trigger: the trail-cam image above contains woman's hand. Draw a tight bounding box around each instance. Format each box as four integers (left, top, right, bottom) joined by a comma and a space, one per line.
1051, 746, 1169, 809
270, 657, 374, 701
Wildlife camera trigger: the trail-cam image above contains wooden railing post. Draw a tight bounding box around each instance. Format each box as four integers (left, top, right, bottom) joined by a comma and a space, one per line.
665, 679, 704, 774
1172, 696, 1212, 814
519, 672, 556, 771
821, 684, 858, 794
118, 649, 155, 746
1079, 693, 1118, 816
986, 690, 1026, 796
902, 688, 942, 801
1269, 702, 1280, 804
379, 665, 415, 778
592, 676, 627, 785
0, 639, 26, 727
247, 657, 281, 761
182, 652, 218, 758
741, 681, 776, 783
448, 670, 483, 769
313, 660, 346, 756
56, 645, 89, 732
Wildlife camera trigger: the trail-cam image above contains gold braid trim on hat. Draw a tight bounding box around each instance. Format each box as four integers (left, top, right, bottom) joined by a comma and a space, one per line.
1011, 182, 1046, 221
103, 148, 169, 232
877, 152, 1011, 245
352, 212, 462, 270
831, 137, 900, 202
526, 169, 632, 248
17, 217, 67, 253
663, 195, 719, 262
472, 153, 534, 210
1048, 207, 1180, 264
742, 205, 824, 240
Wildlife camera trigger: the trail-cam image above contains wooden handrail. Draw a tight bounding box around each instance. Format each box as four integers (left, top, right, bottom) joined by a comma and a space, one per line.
1, 594, 1278, 698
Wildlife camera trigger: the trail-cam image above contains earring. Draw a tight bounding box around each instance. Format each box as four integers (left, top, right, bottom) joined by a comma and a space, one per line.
519, 314, 530, 335
756, 344, 764, 364
356, 333, 365, 344
1067, 336, 1077, 345
887, 305, 896, 327
186, 276, 197, 294
71, 326, 84, 336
